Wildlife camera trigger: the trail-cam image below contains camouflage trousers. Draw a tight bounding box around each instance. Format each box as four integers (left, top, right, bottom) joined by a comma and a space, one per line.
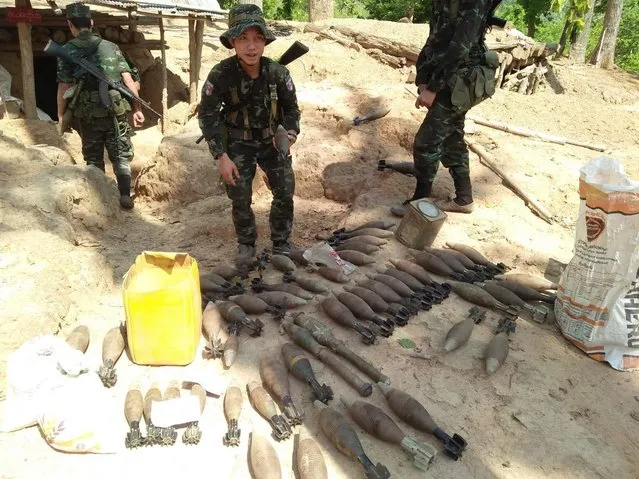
78, 114, 134, 178
413, 89, 470, 190
225, 139, 295, 246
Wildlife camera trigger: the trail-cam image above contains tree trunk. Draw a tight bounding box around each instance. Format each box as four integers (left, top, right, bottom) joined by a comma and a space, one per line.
527, 17, 536, 38
238, 0, 263, 8
309, 0, 333, 22
406, 0, 416, 22
556, 18, 572, 57
570, 0, 597, 62
589, 0, 624, 68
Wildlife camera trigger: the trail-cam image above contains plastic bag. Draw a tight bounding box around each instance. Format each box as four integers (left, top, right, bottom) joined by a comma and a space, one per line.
303, 242, 356, 275
1, 335, 88, 432
37, 373, 120, 453
555, 156, 639, 371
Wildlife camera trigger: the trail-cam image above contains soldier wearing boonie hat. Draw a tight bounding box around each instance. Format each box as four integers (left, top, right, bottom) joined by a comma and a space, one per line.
198, 4, 301, 266
56, 2, 145, 210
219, 4, 276, 49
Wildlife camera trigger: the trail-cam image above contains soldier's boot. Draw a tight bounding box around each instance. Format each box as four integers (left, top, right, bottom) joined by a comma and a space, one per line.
390, 182, 432, 217
436, 173, 475, 213
272, 240, 294, 255
235, 243, 256, 269
117, 175, 134, 210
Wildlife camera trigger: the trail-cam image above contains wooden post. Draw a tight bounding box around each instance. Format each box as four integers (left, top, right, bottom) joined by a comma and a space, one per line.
128, 7, 138, 32
159, 13, 168, 133
15, 0, 37, 119
188, 16, 196, 105
192, 19, 204, 104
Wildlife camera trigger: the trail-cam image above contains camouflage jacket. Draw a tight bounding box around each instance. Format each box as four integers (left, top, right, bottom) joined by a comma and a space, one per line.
416, 0, 492, 93
198, 56, 301, 157
57, 31, 134, 117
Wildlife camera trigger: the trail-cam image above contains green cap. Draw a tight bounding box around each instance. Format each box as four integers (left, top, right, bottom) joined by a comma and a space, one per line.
219, 4, 275, 49
66, 2, 91, 19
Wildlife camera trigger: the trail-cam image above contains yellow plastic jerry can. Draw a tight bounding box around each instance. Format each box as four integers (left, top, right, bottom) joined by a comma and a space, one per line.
122, 252, 202, 366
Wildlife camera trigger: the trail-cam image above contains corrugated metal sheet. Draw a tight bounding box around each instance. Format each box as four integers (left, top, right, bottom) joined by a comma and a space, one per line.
83, 0, 227, 17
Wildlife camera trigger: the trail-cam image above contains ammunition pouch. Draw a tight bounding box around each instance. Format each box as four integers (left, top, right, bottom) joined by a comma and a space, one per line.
449, 50, 500, 112
74, 88, 131, 119
227, 126, 273, 141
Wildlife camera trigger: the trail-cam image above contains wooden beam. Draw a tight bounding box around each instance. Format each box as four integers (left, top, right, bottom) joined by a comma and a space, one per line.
188, 16, 196, 104
466, 138, 554, 224
45, 0, 62, 15
0, 14, 161, 28
0, 39, 168, 52
192, 19, 204, 104
466, 115, 606, 152
15, 0, 37, 119
159, 13, 167, 134
127, 7, 138, 32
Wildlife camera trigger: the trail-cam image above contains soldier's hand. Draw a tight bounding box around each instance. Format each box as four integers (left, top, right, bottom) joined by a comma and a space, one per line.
218, 154, 240, 187
287, 131, 297, 146
133, 111, 145, 127
415, 89, 436, 109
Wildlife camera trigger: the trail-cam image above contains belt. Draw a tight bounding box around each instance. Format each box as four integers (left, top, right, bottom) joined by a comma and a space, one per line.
227, 126, 273, 141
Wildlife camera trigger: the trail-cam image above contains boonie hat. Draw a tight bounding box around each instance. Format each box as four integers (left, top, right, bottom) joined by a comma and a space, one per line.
219, 4, 276, 49
66, 2, 91, 19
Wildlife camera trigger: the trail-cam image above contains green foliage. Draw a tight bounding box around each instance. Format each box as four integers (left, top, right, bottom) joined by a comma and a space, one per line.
397, 338, 417, 349
335, 0, 370, 18
615, 0, 639, 72
495, 0, 528, 30
564, 0, 590, 28
516, 0, 565, 33
263, 0, 284, 19
534, 12, 564, 42
363, 0, 432, 22
218, 0, 637, 74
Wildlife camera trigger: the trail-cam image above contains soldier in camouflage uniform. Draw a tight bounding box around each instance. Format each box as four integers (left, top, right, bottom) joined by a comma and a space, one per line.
392, 0, 499, 216
56, 3, 145, 210
198, 4, 300, 263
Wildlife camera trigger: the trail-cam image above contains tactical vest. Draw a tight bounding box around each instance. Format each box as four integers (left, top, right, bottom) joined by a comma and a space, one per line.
221, 60, 280, 142
68, 36, 131, 120
444, 0, 501, 112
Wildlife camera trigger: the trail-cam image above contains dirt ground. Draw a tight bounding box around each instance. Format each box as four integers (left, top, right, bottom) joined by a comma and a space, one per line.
1, 14, 638, 479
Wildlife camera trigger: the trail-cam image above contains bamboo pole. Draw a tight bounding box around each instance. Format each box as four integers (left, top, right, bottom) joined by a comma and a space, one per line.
466, 138, 554, 224
466, 115, 606, 152
159, 13, 168, 133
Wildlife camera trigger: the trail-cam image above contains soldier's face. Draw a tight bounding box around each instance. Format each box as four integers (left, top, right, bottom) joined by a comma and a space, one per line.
232, 27, 266, 66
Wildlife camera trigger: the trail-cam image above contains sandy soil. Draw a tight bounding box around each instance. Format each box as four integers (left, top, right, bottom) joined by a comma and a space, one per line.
0, 15, 638, 479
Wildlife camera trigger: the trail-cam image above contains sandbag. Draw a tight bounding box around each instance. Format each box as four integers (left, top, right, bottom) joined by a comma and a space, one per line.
555, 156, 639, 371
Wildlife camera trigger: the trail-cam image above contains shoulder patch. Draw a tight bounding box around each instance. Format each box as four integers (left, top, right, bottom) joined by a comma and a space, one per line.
205, 80, 214, 96
285, 75, 293, 91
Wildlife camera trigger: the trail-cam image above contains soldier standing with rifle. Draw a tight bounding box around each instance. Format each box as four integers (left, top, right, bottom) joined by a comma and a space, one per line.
56, 2, 144, 210
198, 4, 302, 266
391, 0, 504, 216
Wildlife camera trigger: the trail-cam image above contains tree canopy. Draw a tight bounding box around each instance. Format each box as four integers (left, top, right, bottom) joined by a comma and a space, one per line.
221, 0, 638, 73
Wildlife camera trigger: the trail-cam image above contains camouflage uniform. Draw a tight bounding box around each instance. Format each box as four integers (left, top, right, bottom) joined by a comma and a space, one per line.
56, 3, 136, 204
407, 0, 497, 211
198, 5, 300, 249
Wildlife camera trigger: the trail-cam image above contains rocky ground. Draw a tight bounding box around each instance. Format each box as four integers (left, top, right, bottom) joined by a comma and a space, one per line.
0, 15, 638, 479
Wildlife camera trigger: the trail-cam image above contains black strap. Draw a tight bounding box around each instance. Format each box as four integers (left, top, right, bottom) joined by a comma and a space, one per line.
227, 126, 272, 140
70, 37, 103, 81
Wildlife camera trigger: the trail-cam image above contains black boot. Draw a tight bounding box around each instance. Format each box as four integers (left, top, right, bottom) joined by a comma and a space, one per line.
117, 175, 134, 210
272, 240, 294, 254
390, 182, 432, 217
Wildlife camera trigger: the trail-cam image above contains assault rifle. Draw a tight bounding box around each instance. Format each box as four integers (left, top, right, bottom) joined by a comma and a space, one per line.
44, 39, 162, 121
487, 0, 507, 28
195, 40, 309, 145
